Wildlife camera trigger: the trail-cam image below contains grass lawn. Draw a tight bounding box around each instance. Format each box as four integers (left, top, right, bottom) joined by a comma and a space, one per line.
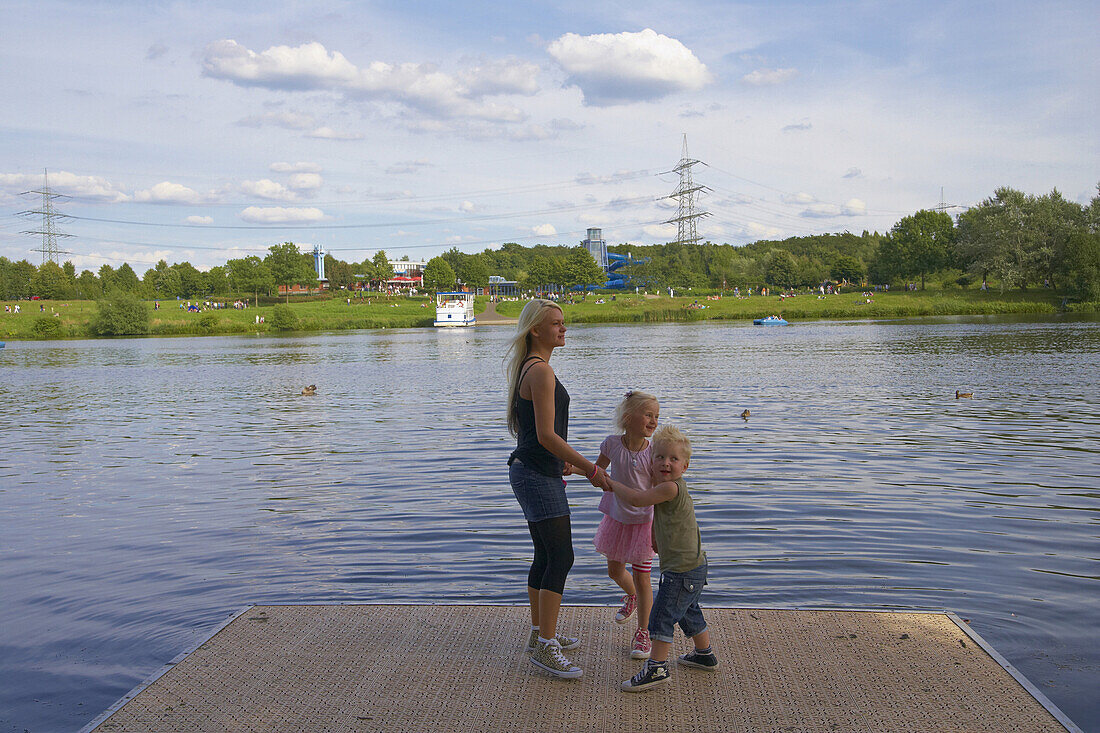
1, 288, 1091, 340
493, 288, 1073, 323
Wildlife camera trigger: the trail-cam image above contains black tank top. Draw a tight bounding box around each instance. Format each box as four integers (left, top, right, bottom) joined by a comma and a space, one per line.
509, 355, 569, 477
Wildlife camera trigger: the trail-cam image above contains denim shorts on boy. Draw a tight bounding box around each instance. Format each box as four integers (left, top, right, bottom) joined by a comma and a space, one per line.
648, 561, 708, 644
509, 458, 569, 522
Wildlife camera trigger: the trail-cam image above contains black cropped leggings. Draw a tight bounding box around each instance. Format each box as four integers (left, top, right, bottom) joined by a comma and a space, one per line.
527, 516, 574, 595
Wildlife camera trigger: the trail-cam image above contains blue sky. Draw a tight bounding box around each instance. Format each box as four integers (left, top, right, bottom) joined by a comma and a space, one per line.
1, 0, 1096, 272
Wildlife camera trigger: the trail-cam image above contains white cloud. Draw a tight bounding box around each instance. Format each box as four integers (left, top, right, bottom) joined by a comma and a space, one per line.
288, 173, 323, 191
782, 192, 817, 204
459, 200, 476, 212
202, 40, 530, 122
134, 181, 204, 204
746, 222, 783, 238
240, 179, 297, 201
843, 167, 863, 179
800, 198, 866, 218
184, 215, 213, 225
547, 28, 712, 106
457, 56, 540, 96
0, 171, 130, 202
742, 67, 798, 86
643, 222, 677, 238
843, 198, 866, 215
238, 111, 317, 130
239, 206, 326, 223
306, 126, 364, 141
532, 223, 557, 236
270, 161, 323, 173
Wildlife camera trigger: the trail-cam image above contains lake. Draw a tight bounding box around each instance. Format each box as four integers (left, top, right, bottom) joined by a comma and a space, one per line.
1, 315, 1097, 732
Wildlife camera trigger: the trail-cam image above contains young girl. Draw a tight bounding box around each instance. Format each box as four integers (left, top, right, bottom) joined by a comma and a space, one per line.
593, 390, 660, 659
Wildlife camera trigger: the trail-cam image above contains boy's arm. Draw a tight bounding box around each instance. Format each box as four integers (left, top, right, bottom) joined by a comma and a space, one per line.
606, 477, 678, 507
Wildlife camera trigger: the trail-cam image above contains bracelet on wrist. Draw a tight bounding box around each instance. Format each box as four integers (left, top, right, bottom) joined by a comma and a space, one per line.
587, 464, 598, 480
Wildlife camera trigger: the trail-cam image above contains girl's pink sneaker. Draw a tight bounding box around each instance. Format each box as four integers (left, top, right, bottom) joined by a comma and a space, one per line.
630, 628, 652, 659
614, 594, 637, 624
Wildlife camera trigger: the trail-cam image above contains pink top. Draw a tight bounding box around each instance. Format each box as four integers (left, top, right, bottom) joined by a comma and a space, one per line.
597, 434, 654, 525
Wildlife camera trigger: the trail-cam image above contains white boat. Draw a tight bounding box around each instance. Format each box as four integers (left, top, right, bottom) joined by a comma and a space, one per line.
434, 292, 476, 327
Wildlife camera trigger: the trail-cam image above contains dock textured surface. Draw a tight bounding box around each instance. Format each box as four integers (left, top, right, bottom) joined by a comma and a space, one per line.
90, 604, 1069, 732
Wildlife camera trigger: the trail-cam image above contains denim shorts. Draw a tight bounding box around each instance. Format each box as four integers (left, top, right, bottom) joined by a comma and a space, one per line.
509, 459, 569, 523
648, 561, 708, 644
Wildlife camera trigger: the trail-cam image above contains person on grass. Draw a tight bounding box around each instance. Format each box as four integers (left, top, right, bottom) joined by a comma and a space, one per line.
591, 390, 660, 660
505, 298, 609, 679
600, 425, 720, 691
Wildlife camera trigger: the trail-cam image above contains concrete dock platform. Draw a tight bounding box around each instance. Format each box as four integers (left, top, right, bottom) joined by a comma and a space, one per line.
83, 604, 1079, 732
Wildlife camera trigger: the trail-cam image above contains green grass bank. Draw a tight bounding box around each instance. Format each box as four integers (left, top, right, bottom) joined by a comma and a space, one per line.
2, 289, 1095, 340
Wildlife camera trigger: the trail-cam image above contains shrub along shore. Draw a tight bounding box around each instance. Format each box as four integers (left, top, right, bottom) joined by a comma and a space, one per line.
2, 288, 1096, 341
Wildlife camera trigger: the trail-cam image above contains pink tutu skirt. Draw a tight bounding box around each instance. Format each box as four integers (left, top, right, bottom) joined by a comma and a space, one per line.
593, 515, 655, 565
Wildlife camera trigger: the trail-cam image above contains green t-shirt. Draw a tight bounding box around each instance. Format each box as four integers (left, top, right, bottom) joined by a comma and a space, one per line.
653, 477, 705, 573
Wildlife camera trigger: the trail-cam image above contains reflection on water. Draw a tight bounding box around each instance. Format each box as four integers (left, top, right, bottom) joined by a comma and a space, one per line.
0, 315, 1097, 732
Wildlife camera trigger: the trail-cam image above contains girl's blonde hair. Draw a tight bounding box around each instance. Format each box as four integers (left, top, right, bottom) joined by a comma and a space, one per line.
651, 425, 692, 460
614, 390, 658, 431
504, 299, 563, 436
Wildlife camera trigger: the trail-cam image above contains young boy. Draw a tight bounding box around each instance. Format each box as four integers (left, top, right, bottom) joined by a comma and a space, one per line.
601, 425, 718, 691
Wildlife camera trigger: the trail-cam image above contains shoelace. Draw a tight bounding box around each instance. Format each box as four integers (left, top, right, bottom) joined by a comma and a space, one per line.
546, 642, 572, 668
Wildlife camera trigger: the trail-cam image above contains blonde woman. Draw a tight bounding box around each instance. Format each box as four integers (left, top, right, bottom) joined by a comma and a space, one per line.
505, 299, 608, 679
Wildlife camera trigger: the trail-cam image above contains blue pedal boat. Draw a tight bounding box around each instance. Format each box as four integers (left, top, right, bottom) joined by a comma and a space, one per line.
753, 316, 789, 326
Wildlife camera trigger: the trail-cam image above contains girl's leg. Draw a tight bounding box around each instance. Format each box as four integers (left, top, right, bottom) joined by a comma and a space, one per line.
607, 560, 636, 597
632, 564, 653, 630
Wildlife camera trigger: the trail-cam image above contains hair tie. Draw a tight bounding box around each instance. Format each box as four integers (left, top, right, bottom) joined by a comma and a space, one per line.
624, 390, 633, 398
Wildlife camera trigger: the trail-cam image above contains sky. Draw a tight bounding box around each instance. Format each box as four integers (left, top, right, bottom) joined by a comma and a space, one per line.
1, 0, 1097, 273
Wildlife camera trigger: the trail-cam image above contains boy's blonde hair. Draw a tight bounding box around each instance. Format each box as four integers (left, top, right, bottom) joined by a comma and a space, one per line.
614, 390, 658, 431
651, 425, 692, 460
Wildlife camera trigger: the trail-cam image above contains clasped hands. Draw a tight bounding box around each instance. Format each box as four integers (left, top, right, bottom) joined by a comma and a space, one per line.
564, 463, 612, 491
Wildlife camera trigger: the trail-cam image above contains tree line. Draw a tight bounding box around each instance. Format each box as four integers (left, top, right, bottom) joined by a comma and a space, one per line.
3, 184, 1098, 303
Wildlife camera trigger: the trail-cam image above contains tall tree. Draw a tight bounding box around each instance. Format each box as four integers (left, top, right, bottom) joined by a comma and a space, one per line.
563, 247, 605, 290
457, 254, 491, 290
765, 250, 797, 289
265, 242, 315, 302
174, 262, 205, 297
227, 256, 274, 306
831, 255, 865, 285
114, 263, 141, 294
955, 188, 1032, 289
76, 270, 102, 300
32, 261, 68, 299
372, 250, 394, 289
422, 256, 457, 293
888, 210, 954, 289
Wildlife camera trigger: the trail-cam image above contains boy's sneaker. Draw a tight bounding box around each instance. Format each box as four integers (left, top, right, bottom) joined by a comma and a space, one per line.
614, 594, 637, 624
630, 629, 652, 659
529, 638, 583, 679
621, 660, 670, 692
678, 648, 720, 671
525, 629, 580, 652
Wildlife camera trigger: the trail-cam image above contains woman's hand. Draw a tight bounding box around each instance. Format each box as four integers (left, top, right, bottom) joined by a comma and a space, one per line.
562, 462, 574, 475
587, 465, 611, 491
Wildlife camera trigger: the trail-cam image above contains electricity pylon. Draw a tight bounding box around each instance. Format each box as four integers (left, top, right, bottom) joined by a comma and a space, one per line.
21, 170, 73, 264
664, 134, 710, 245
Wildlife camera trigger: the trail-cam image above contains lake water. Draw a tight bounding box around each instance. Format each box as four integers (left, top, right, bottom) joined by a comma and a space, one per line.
1, 316, 1097, 732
